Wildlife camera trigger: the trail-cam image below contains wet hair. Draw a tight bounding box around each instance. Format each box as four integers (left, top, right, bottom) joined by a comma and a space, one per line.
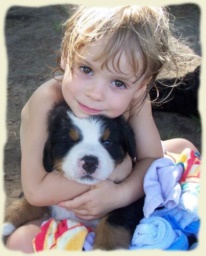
54, 5, 180, 107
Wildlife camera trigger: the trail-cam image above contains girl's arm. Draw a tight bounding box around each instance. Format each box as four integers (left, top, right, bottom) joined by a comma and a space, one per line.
58, 97, 163, 219
20, 78, 90, 207
120, 97, 164, 204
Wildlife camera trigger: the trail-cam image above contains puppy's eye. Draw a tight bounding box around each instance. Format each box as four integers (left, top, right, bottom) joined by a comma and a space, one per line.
102, 139, 112, 147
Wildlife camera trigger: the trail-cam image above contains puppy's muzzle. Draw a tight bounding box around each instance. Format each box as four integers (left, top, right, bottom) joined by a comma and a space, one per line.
82, 155, 99, 174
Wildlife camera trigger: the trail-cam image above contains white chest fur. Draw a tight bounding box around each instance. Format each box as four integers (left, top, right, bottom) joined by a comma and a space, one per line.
50, 205, 99, 228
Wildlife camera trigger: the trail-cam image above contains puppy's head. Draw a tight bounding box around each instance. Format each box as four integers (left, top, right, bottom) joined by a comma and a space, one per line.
43, 102, 136, 185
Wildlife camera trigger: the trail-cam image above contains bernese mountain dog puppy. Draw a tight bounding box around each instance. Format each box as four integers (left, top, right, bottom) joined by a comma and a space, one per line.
3, 101, 144, 250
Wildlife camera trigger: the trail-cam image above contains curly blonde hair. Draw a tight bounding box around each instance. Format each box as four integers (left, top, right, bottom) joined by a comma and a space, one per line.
55, 5, 179, 104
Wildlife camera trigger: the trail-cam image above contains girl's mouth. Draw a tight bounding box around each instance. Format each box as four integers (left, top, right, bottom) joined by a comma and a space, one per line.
79, 102, 102, 115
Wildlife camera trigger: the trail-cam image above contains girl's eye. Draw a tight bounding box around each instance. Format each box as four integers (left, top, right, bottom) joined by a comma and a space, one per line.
112, 80, 126, 89
80, 66, 93, 75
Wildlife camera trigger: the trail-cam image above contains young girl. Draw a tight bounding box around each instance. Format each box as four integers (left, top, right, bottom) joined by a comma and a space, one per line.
6, 5, 198, 253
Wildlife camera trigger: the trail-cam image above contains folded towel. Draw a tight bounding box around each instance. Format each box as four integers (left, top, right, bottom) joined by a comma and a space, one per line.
152, 204, 199, 231
130, 217, 180, 250
165, 148, 201, 229
177, 149, 200, 220
183, 220, 200, 237
146, 148, 200, 227
143, 158, 183, 218
167, 230, 189, 250
33, 218, 93, 252
131, 148, 200, 251
165, 148, 200, 187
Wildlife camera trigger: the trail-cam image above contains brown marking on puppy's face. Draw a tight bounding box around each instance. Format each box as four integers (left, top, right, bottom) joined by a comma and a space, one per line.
102, 128, 110, 141
93, 216, 131, 250
69, 128, 80, 141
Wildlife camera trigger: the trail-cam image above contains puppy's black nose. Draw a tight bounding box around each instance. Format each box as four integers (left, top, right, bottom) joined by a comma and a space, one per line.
82, 155, 98, 174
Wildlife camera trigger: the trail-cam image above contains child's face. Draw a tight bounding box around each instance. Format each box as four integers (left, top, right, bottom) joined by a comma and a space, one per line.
61, 41, 147, 118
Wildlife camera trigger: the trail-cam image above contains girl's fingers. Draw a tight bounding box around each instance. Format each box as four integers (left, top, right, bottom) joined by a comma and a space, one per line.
58, 194, 87, 209
72, 209, 89, 216
76, 214, 96, 220
58, 201, 100, 220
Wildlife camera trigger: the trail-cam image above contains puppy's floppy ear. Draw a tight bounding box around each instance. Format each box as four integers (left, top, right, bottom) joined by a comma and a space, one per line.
119, 117, 137, 166
43, 140, 54, 172
43, 101, 69, 172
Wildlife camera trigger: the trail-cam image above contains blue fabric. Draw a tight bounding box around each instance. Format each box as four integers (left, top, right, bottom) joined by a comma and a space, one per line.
151, 208, 200, 237
167, 230, 189, 250
130, 217, 181, 250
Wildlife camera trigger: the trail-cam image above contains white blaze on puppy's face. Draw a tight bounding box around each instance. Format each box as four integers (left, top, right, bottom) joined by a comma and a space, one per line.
61, 112, 115, 184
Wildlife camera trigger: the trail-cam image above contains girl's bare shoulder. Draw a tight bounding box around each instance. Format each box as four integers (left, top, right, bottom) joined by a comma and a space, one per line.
28, 76, 63, 105
21, 76, 64, 119
33, 76, 63, 102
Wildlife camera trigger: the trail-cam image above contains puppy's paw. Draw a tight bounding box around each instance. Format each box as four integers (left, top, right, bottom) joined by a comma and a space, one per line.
2, 222, 15, 236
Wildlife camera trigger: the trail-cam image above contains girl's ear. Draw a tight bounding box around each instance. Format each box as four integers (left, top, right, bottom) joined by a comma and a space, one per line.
133, 77, 152, 100
133, 85, 146, 101
60, 55, 66, 70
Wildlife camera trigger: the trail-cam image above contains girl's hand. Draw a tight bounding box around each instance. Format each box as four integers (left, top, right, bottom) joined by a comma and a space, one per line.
58, 180, 120, 220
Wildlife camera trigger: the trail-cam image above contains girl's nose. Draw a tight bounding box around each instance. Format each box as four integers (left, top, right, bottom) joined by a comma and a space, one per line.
85, 82, 105, 101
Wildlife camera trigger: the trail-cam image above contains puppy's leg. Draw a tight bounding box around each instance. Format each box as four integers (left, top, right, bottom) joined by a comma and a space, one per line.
93, 198, 145, 250
3, 198, 50, 237
93, 216, 131, 250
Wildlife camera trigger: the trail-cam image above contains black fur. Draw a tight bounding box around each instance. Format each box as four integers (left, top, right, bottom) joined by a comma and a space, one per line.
150, 65, 200, 116
43, 101, 82, 172
107, 197, 145, 235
